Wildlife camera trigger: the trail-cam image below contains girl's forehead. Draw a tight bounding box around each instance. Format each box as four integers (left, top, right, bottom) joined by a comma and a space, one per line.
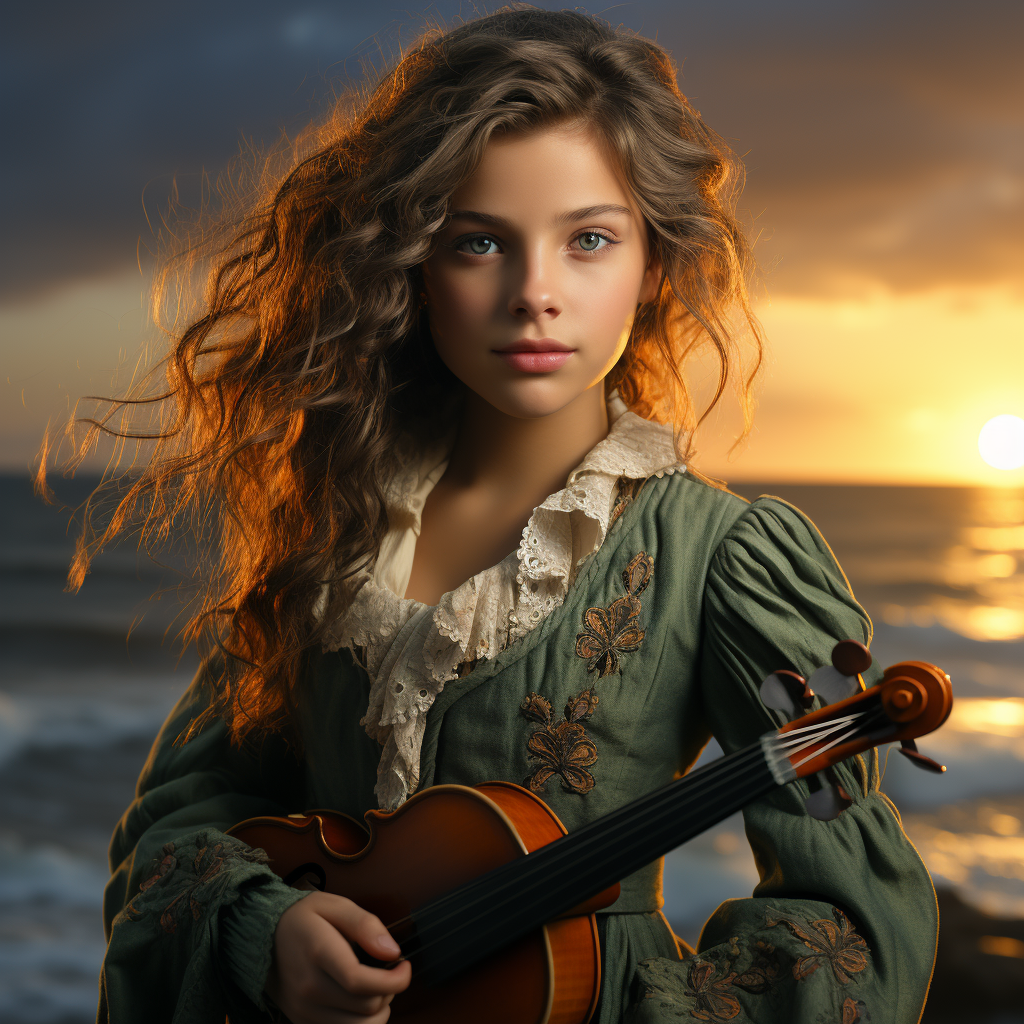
449, 123, 639, 223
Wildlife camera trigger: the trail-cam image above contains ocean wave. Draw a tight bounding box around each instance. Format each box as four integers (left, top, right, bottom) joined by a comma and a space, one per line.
869, 620, 1024, 679
0, 673, 190, 769
0, 841, 107, 1024
0, 839, 107, 908
881, 698, 1024, 810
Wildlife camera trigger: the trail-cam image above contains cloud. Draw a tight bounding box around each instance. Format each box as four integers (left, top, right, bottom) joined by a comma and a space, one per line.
1, 0, 1021, 302
0, 2, 408, 302
651, 0, 1024, 295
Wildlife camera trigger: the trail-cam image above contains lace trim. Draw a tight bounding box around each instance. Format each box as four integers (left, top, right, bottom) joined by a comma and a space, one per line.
321, 400, 685, 809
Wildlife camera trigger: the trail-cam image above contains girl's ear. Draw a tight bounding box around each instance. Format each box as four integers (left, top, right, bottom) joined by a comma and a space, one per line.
638, 250, 663, 305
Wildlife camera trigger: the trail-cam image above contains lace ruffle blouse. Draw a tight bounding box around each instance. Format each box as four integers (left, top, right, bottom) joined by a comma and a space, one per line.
322, 394, 685, 810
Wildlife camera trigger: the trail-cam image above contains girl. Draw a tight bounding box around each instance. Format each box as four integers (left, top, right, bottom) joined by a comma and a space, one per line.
80, 8, 937, 1023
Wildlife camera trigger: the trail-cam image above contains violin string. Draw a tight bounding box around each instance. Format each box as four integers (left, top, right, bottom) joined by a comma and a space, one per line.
389, 703, 890, 968
393, 743, 773, 972
785, 709, 863, 732
390, 710, 875, 967
775, 713, 865, 748
382, 741, 772, 944
389, 705, 888, 962
779, 707, 889, 754
792, 707, 889, 770
389, 707, 891, 975
441, 705, 888, 926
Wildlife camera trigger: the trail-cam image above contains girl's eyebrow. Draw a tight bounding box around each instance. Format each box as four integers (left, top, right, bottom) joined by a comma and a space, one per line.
448, 203, 634, 228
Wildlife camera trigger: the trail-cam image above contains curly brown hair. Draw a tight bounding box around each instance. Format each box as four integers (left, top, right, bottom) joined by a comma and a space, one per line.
42, 7, 762, 747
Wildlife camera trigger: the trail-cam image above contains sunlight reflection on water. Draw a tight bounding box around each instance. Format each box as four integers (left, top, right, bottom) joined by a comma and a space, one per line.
952, 698, 1024, 736
876, 488, 1024, 641
903, 794, 1024, 919
893, 698, 1024, 916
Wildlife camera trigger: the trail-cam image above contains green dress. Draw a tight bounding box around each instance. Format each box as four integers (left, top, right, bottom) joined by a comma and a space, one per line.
99, 472, 938, 1023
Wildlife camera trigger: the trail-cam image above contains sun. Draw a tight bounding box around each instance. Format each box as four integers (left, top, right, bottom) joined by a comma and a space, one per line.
978, 415, 1024, 471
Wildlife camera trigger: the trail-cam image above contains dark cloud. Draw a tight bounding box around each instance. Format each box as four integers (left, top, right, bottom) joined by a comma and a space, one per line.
1, 0, 1021, 302
649, 0, 1024, 294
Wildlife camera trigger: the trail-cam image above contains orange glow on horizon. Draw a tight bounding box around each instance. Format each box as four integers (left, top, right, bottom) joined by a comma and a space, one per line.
693, 286, 1024, 487
3, 274, 1024, 488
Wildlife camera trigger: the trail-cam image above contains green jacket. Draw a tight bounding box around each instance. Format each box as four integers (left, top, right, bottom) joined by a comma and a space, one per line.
99, 472, 937, 1023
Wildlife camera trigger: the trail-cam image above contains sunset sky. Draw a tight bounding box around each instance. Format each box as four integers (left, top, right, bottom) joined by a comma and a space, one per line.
2, 0, 1022, 484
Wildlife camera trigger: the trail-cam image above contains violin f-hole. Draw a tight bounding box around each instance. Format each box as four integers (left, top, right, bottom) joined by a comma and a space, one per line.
283, 862, 328, 891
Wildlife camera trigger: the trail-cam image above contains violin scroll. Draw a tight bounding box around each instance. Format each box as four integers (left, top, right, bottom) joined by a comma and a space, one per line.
772, 649, 953, 784
878, 661, 953, 738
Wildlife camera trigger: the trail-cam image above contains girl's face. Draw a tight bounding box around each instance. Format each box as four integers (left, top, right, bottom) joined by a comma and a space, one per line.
422, 122, 661, 419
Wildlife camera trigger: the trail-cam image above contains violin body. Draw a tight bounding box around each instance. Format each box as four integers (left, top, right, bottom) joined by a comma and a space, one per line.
230, 650, 953, 1024
230, 780, 619, 1024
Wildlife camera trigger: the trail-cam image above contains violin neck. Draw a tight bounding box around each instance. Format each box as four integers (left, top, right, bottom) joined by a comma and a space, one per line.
408, 738, 779, 984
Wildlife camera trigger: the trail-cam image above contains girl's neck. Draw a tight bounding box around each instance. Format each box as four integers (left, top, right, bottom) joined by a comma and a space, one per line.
442, 384, 610, 501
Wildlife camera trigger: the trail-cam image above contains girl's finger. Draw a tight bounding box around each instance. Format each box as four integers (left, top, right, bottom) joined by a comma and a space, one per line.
310, 898, 410, 998
317, 949, 412, 1001
317, 897, 402, 961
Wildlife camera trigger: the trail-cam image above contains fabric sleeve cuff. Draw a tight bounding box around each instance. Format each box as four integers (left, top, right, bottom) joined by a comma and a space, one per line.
221, 881, 311, 1007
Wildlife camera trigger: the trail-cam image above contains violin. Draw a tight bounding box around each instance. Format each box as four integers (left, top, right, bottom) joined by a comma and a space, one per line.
228, 642, 952, 1024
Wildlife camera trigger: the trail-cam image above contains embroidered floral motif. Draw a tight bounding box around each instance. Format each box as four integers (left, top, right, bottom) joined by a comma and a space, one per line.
765, 907, 870, 985
521, 689, 599, 794
575, 550, 654, 676
123, 839, 268, 933
840, 997, 868, 1023
685, 957, 742, 1022
732, 940, 782, 993
609, 476, 646, 529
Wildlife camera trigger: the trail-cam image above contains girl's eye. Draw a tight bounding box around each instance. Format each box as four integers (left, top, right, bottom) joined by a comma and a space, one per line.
458, 235, 500, 256
576, 232, 609, 252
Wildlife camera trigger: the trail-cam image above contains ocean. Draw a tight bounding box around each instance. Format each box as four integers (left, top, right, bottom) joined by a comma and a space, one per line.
1, 474, 1022, 1022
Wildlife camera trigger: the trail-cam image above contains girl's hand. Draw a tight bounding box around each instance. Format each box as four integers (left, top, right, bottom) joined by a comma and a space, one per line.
265, 891, 412, 1023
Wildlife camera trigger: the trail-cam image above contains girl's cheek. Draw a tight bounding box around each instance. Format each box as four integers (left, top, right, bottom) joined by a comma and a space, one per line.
578, 267, 644, 335
430, 270, 499, 338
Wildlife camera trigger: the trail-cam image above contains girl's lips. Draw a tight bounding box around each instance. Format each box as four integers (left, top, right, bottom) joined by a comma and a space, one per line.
497, 350, 573, 373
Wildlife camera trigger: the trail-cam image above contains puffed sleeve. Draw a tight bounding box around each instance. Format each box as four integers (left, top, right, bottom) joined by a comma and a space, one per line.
99, 657, 310, 1024
630, 497, 937, 1024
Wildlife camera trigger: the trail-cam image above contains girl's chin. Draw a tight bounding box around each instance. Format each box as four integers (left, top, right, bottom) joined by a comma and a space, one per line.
468, 377, 601, 420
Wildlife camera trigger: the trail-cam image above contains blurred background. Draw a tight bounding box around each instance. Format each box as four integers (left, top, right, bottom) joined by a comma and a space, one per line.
1, 2, 1022, 1021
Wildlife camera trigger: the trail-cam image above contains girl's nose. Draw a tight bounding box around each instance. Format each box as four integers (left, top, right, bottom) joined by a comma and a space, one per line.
507, 251, 562, 321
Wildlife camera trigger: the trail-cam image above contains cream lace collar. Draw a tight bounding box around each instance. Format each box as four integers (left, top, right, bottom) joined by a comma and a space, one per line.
321, 394, 685, 809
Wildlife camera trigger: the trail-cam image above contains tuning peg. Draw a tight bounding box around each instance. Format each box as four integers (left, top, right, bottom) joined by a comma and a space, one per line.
897, 739, 946, 774
806, 640, 873, 705
760, 670, 815, 717
807, 664, 859, 705
831, 640, 873, 676
805, 769, 853, 820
